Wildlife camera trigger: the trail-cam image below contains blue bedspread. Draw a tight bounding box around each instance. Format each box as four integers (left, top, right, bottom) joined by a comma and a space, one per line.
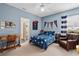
30, 31, 55, 50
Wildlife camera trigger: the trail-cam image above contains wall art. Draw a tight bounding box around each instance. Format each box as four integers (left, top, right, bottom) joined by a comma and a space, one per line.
32, 21, 38, 30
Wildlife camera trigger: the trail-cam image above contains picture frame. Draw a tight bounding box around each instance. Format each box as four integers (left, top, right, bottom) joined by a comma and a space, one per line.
0, 20, 16, 29
32, 21, 38, 30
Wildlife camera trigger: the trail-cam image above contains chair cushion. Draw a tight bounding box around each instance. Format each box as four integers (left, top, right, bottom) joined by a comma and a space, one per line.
60, 40, 67, 44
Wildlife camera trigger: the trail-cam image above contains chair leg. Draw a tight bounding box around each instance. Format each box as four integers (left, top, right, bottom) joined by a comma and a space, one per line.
0, 45, 4, 53
0, 48, 3, 53
14, 42, 16, 48
6, 43, 9, 49
0, 41, 4, 53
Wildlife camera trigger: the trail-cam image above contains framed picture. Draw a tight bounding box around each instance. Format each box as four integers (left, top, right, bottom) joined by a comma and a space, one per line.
5, 21, 16, 28
0, 20, 16, 29
0, 21, 5, 29
32, 21, 38, 30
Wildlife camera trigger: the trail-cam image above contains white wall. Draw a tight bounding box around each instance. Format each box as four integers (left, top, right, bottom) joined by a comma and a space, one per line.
0, 4, 42, 37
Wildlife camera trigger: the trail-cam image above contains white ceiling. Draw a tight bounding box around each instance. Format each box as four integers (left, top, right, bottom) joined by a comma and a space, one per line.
7, 3, 79, 17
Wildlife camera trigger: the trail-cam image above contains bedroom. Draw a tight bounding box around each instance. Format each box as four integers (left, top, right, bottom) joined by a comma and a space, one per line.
0, 3, 79, 56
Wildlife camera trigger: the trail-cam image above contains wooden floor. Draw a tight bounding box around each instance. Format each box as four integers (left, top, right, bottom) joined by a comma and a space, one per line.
0, 41, 79, 56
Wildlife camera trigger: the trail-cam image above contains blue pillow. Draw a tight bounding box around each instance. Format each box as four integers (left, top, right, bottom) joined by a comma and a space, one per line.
38, 32, 44, 35
49, 34, 52, 36
45, 31, 55, 35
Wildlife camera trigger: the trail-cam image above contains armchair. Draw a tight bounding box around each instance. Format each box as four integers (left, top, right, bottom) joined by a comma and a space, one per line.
58, 34, 78, 51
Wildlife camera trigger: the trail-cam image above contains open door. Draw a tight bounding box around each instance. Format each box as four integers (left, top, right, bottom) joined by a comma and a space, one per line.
20, 17, 30, 42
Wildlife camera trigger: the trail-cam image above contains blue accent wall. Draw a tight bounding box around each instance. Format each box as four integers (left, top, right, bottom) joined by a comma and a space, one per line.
0, 3, 42, 36
42, 7, 79, 33
1, 3, 79, 36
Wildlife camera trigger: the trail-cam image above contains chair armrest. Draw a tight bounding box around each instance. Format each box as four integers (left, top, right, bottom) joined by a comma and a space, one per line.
66, 39, 77, 50
67, 39, 77, 42
67, 39, 77, 46
67, 39, 77, 44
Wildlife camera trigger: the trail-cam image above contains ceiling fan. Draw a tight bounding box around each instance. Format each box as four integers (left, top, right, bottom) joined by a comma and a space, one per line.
40, 3, 45, 12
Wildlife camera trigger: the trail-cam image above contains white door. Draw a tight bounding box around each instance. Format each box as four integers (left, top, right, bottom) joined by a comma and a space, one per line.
21, 17, 30, 41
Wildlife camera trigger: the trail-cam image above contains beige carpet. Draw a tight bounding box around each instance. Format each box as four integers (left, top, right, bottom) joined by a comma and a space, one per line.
0, 41, 79, 56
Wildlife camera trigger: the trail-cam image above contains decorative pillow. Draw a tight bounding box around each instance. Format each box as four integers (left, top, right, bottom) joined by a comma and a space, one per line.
38, 31, 44, 35
38, 31, 55, 36
44, 31, 55, 35
49, 34, 52, 36
38, 33, 43, 35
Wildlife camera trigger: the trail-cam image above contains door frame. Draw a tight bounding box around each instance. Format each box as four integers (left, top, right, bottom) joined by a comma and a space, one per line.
20, 17, 30, 40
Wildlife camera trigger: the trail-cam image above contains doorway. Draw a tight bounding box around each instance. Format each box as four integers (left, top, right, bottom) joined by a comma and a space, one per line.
20, 17, 30, 43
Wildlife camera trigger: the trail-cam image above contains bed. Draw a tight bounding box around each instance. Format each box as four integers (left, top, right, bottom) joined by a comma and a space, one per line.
29, 31, 55, 50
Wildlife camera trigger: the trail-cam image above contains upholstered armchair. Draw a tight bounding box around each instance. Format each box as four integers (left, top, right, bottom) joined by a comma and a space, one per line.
58, 34, 78, 51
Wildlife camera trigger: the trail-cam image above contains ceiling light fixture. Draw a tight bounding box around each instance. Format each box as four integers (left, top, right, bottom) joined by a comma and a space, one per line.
40, 3, 45, 12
